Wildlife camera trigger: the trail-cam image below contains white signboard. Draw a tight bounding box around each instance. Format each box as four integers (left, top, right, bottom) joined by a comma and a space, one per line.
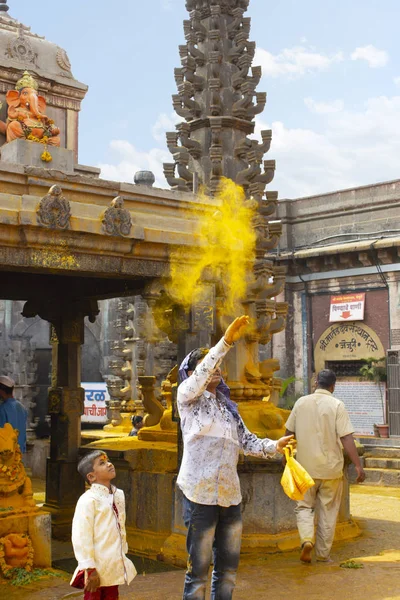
329, 293, 365, 322
335, 381, 385, 435
81, 382, 109, 424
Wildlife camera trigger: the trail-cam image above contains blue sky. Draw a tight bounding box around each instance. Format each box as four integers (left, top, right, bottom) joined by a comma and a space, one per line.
13, 0, 400, 198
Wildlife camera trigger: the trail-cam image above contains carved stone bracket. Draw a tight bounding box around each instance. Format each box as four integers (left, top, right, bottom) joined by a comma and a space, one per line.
22, 298, 100, 338
138, 376, 164, 428
255, 299, 276, 344
163, 162, 191, 192
262, 191, 279, 216
37, 185, 71, 230
102, 196, 132, 237
269, 302, 289, 335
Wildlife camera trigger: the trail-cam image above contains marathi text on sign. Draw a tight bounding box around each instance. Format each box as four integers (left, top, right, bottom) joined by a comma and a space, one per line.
319, 323, 378, 353
329, 293, 365, 322
335, 381, 386, 435
81, 382, 109, 424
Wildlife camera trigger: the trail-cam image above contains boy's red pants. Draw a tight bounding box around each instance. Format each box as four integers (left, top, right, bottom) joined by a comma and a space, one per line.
84, 586, 119, 600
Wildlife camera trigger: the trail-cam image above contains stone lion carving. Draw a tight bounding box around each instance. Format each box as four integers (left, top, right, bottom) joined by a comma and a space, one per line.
0, 423, 35, 510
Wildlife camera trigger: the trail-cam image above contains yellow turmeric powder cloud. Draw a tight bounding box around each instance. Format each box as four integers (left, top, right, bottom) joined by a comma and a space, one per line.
167, 178, 256, 316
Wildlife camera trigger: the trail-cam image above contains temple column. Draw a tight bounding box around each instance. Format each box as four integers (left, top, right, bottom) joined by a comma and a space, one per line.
22, 299, 99, 539
44, 314, 85, 538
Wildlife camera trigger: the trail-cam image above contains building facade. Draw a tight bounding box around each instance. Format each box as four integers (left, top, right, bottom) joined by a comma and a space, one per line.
275, 179, 400, 436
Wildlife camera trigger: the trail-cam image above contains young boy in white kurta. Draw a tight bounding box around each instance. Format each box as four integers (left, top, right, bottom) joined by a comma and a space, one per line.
71, 451, 136, 600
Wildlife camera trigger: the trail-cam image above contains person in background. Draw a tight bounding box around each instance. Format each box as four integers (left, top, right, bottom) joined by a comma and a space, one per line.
0, 375, 27, 453
285, 369, 366, 564
128, 415, 144, 437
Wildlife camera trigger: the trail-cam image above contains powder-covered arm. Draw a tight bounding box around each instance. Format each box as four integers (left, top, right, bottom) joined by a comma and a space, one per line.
237, 415, 277, 458
177, 337, 232, 406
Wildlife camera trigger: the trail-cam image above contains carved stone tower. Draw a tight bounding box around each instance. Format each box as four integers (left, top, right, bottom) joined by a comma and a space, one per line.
164, 0, 275, 199
164, 0, 288, 421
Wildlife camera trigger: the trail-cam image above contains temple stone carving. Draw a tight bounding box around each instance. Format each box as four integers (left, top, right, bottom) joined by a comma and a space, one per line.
103, 294, 178, 434
6, 24, 37, 65
37, 185, 71, 229
104, 298, 142, 432
164, 0, 287, 429
102, 196, 132, 237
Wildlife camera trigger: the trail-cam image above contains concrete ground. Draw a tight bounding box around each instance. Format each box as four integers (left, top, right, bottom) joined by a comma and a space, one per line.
2, 484, 400, 599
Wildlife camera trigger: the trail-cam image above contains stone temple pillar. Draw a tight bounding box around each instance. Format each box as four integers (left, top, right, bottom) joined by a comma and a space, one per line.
22, 299, 99, 539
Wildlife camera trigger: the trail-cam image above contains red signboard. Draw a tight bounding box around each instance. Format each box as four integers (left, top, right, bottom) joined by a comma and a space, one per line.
329, 293, 365, 322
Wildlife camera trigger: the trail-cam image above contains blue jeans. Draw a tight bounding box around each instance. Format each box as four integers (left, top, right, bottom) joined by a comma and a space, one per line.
182, 496, 243, 600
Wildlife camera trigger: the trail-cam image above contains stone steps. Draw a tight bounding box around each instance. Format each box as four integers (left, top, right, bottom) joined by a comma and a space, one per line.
363, 447, 400, 459
364, 457, 400, 469
361, 444, 400, 486
363, 467, 400, 487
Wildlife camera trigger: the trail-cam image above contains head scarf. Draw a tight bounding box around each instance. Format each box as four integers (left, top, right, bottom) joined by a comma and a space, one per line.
178, 349, 240, 419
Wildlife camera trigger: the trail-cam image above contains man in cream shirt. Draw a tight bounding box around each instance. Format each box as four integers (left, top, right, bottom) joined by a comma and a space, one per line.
285, 369, 365, 564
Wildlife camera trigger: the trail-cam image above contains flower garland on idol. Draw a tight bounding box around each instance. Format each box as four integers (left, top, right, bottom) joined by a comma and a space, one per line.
18, 115, 54, 163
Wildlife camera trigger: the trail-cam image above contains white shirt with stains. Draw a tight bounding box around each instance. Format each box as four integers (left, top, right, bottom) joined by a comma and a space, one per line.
177, 337, 277, 507
71, 484, 137, 587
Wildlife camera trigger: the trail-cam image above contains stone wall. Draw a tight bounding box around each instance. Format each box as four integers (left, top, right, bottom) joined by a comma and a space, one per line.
277, 179, 400, 252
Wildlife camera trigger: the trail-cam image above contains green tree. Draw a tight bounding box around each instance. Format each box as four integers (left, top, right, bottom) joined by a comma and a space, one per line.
359, 357, 387, 421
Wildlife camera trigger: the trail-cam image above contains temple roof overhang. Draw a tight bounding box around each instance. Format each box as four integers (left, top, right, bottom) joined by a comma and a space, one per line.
0, 11, 87, 96
0, 163, 220, 301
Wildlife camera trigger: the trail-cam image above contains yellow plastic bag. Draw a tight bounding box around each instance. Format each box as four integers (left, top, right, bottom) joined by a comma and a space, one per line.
280, 445, 315, 501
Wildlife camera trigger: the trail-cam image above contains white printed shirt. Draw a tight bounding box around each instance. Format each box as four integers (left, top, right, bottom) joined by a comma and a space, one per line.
177, 337, 277, 507
71, 484, 137, 587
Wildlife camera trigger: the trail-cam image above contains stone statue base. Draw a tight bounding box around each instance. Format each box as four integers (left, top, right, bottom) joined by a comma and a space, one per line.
103, 413, 133, 435
1, 138, 74, 172
138, 407, 178, 443
162, 463, 360, 567
84, 439, 360, 564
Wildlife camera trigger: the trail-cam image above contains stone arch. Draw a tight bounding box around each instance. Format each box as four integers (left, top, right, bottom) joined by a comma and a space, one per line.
314, 322, 385, 373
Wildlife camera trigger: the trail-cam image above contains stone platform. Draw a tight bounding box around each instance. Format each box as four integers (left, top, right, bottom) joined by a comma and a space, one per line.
0, 138, 101, 177
84, 437, 360, 566
1, 138, 75, 173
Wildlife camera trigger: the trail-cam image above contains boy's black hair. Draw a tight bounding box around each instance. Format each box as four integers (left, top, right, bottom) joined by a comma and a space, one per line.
131, 415, 143, 426
316, 369, 337, 389
0, 383, 13, 395
77, 450, 106, 484
187, 348, 209, 373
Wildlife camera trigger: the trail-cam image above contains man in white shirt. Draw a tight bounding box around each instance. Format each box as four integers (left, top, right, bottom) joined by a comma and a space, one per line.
285, 369, 365, 564
177, 315, 293, 600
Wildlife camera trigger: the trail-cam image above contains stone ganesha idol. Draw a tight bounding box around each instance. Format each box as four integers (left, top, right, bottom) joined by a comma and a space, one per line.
4, 71, 60, 146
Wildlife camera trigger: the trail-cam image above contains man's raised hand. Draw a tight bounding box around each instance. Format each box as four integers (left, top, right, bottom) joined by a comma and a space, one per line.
224, 316, 250, 345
